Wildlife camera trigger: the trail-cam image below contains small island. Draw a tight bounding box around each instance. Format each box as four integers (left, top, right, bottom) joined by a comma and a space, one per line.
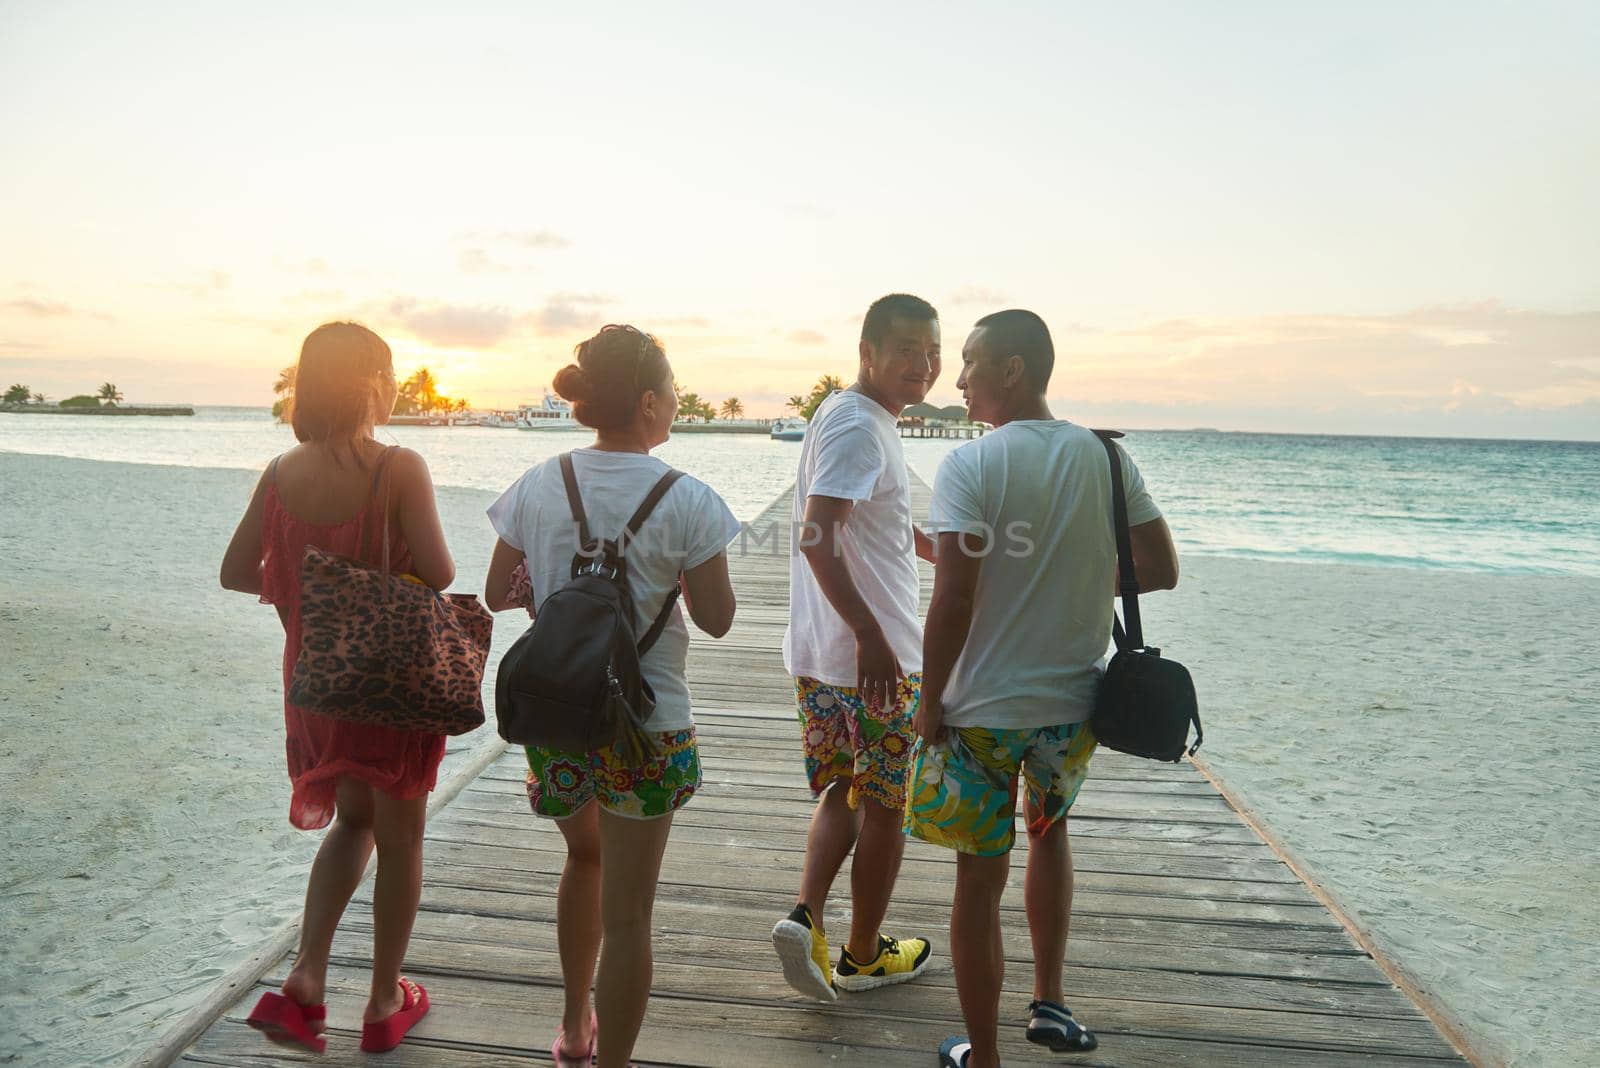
2, 382, 194, 417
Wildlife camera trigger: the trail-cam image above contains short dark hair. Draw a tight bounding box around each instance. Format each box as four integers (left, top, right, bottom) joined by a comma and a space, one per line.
973, 308, 1053, 391
861, 293, 938, 347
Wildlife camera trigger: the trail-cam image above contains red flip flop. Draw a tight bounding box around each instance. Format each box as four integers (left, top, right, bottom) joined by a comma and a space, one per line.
245, 991, 327, 1054
360, 977, 430, 1053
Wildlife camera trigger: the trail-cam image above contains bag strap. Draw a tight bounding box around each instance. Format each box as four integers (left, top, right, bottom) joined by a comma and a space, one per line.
1093, 430, 1144, 651
628, 469, 687, 655
558, 453, 593, 548
369, 446, 399, 575
562, 454, 687, 656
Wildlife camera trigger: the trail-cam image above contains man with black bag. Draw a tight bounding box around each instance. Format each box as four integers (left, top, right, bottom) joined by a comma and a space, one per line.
907, 309, 1180, 1068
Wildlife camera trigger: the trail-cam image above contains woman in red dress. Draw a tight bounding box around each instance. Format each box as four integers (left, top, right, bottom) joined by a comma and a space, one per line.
221, 322, 455, 1054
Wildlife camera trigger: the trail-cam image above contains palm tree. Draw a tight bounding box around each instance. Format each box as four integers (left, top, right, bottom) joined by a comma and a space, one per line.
785, 394, 807, 414
798, 374, 846, 421
677, 391, 705, 422
98, 383, 124, 407
720, 397, 744, 420
31, 391, 47, 405
271, 365, 296, 422
4, 383, 30, 405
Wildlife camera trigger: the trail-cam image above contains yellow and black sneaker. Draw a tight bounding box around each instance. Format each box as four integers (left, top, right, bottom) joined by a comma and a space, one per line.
771, 904, 837, 1002
833, 933, 933, 992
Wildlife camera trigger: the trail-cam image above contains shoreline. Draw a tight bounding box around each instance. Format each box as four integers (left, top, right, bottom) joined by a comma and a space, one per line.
0, 405, 194, 417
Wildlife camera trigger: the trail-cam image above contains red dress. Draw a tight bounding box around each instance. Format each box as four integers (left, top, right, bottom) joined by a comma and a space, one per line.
259, 482, 447, 830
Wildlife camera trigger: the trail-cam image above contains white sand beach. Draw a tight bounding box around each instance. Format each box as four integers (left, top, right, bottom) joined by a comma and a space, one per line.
2, 451, 1598, 1066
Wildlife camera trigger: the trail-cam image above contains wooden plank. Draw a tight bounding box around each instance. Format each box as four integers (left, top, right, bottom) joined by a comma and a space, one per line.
330, 913, 1424, 1019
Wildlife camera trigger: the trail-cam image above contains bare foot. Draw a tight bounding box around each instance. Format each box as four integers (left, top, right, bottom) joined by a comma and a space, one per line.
280, 966, 326, 1036
363, 979, 407, 1024
558, 1007, 594, 1058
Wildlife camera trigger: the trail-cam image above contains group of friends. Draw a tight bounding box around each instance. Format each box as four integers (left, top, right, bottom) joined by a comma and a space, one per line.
220, 293, 1179, 1067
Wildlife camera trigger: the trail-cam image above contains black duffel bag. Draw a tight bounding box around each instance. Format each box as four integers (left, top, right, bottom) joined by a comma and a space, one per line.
1090, 431, 1202, 762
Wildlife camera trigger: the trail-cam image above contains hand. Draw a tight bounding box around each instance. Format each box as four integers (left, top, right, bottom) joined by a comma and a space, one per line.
855, 625, 903, 713
913, 694, 946, 745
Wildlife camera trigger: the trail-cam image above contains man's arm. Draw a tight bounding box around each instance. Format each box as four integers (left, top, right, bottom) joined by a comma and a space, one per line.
913, 524, 937, 563
915, 529, 987, 743
1127, 517, 1179, 591
799, 494, 902, 710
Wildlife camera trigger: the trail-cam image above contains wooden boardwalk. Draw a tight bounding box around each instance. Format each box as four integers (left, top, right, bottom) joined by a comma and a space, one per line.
166, 480, 1472, 1067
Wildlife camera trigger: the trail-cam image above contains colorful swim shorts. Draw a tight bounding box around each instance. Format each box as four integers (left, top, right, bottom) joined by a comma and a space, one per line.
794, 674, 920, 811
525, 728, 701, 821
904, 722, 1097, 857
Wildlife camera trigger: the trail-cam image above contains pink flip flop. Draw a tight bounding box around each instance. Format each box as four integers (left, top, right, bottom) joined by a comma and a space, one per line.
245, 991, 327, 1054
551, 1010, 597, 1067
359, 977, 430, 1053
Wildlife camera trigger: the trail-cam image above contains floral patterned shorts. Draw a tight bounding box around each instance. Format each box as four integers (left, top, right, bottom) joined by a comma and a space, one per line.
525, 728, 701, 821
794, 674, 920, 811
904, 722, 1097, 857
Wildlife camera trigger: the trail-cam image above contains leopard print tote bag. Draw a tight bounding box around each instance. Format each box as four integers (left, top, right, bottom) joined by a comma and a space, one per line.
287, 452, 492, 735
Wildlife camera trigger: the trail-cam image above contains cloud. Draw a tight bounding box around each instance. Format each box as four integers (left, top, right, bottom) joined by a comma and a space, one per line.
948, 286, 1009, 306
653, 316, 713, 329
387, 298, 520, 348
1056, 302, 1600, 427
535, 292, 611, 333
6, 298, 73, 317
455, 230, 571, 274
163, 270, 233, 299
500, 230, 570, 250
787, 329, 827, 346
3, 298, 115, 322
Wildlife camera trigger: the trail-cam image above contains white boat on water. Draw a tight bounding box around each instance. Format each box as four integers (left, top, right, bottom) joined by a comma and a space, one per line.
517, 391, 580, 430
770, 417, 807, 441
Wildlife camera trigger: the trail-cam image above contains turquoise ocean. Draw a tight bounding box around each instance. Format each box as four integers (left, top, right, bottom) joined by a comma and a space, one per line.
5, 406, 1597, 575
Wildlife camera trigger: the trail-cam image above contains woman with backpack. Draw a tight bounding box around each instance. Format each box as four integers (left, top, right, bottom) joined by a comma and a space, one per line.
484, 324, 739, 1068
219, 322, 455, 1054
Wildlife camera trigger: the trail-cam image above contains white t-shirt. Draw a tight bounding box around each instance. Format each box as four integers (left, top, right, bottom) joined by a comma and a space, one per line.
927, 421, 1163, 729
487, 448, 740, 733
783, 389, 923, 686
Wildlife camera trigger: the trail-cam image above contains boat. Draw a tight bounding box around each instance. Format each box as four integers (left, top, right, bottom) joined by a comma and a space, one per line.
517, 391, 579, 430
770, 417, 807, 441
481, 410, 521, 428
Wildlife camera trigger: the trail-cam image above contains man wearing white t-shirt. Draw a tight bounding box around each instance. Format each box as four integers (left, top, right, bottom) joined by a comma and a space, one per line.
770, 294, 940, 1001
908, 310, 1179, 1068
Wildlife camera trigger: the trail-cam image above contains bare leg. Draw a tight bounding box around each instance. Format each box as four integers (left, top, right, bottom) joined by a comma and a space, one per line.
593, 808, 675, 1068
951, 850, 1010, 1068
845, 797, 907, 961
282, 777, 375, 1025
1025, 816, 1072, 1003
365, 788, 427, 1022
797, 780, 860, 936
554, 802, 602, 1053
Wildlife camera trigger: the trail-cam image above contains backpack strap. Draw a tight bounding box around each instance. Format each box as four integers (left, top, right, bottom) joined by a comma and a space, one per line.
558, 453, 593, 549
626, 469, 687, 655
623, 469, 687, 541
1093, 430, 1144, 651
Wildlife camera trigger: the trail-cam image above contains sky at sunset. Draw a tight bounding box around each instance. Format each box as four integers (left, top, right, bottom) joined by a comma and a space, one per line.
2, 1, 1596, 437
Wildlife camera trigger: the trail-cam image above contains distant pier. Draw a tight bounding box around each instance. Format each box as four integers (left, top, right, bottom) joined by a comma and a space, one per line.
899, 422, 987, 439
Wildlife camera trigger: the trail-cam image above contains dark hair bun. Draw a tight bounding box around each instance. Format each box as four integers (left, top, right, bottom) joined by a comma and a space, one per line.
552, 363, 593, 405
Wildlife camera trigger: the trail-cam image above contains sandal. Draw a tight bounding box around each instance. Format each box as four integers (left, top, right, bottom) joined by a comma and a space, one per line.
360, 977, 430, 1053
245, 991, 327, 1054
551, 1010, 596, 1067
